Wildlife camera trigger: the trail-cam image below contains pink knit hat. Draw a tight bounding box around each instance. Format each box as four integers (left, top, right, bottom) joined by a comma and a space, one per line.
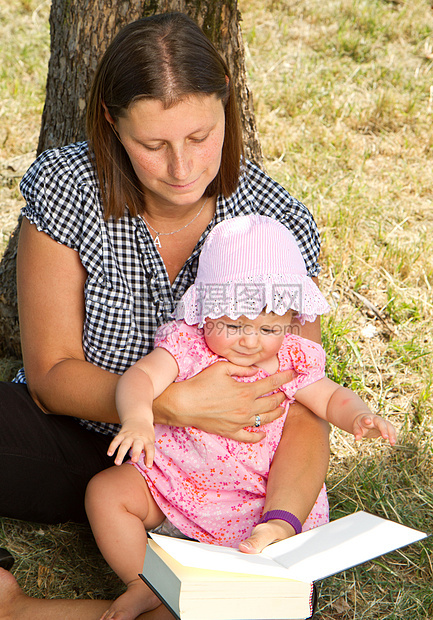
175, 215, 330, 326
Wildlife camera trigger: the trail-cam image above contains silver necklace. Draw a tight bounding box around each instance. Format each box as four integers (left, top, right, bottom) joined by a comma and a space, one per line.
141, 197, 209, 248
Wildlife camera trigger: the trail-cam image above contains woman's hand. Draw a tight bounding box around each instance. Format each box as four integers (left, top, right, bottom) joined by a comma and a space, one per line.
153, 361, 296, 442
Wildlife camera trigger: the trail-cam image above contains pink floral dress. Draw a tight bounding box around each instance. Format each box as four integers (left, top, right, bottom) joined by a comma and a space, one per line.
131, 321, 329, 547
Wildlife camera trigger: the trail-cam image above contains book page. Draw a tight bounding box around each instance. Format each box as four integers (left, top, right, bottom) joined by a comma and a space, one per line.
149, 512, 427, 583
263, 511, 428, 582
149, 533, 295, 580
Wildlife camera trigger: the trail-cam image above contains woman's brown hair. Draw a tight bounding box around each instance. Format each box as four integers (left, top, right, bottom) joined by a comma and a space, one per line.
86, 12, 244, 219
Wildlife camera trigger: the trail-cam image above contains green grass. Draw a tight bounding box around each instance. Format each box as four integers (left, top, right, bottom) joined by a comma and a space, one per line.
0, 0, 49, 157
1, 0, 433, 616
239, 0, 433, 616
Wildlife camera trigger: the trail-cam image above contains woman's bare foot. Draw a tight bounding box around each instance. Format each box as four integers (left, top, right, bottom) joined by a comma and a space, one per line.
0, 568, 30, 620
0, 567, 113, 620
100, 578, 160, 620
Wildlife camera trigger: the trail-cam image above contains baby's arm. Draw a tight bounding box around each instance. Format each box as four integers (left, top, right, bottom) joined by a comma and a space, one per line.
295, 377, 397, 445
108, 347, 179, 466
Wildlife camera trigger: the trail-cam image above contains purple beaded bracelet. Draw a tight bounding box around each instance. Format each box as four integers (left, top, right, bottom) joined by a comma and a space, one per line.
258, 510, 302, 535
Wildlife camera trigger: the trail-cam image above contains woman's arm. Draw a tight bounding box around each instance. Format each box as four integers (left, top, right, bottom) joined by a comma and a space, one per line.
239, 404, 330, 553
290, 296, 322, 344
239, 291, 329, 553
17, 218, 121, 422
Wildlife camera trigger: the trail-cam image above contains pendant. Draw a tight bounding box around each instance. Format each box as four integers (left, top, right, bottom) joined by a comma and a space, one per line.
154, 234, 162, 248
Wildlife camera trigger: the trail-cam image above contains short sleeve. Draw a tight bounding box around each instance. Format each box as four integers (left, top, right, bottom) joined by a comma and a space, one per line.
279, 335, 326, 399
154, 321, 186, 358
154, 321, 217, 381
19, 142, 99, 251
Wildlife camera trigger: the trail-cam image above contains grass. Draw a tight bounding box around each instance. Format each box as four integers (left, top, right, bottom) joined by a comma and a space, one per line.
238, 0, 433, 616
0, 0, 50, 255
1, 0, 433, 616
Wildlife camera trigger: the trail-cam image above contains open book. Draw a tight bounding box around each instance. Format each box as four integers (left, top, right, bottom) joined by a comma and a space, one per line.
140, 511, 427, 620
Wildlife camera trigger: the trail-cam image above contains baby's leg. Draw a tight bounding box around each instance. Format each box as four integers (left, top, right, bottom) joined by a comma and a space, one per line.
85, 464, 165, 620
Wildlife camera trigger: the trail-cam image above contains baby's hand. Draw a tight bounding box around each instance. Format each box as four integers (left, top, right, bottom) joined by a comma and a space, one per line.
107, 419, 155, 467
353, 413, 397, 445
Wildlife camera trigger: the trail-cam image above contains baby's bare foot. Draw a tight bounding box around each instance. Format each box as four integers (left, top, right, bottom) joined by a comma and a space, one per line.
239, 520, 297, 554
100, 578, 160, 620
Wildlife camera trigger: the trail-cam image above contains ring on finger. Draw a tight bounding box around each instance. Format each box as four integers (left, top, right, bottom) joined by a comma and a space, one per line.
254, 414, 261, 428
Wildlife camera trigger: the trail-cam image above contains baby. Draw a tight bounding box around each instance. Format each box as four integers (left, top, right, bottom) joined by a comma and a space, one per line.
86, 214, 396, 620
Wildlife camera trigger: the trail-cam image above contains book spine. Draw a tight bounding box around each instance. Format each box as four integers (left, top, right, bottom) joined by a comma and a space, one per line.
139, 574, 180, 620
308, 583, 317, 617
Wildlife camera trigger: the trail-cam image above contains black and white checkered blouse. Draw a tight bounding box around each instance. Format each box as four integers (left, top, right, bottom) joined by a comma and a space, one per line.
16, 141, 321, 437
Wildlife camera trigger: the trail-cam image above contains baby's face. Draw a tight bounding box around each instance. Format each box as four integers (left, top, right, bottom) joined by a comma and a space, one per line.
203, 311, 293, 367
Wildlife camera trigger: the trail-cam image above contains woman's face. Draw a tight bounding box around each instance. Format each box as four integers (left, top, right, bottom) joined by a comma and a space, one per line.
112, 94, 225, 211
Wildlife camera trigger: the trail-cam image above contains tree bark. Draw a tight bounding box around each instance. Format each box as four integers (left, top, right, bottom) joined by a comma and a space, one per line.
0, 0, 262, 359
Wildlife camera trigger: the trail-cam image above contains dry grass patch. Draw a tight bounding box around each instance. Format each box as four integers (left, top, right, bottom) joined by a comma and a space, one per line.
0, 0, 49, 253
239, 0, 433, 615
0, 0, 49, 158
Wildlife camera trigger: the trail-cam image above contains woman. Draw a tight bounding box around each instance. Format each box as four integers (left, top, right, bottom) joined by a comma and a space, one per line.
0, 12, 328, 618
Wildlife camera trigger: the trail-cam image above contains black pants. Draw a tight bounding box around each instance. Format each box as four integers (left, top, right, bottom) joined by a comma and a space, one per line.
0, 382, 114, 524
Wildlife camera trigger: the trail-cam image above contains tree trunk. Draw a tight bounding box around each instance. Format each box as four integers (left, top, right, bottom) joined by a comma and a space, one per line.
0, 0, 262, 359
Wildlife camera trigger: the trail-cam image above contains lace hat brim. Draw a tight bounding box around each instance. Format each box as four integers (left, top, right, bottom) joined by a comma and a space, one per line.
175, 273, 330, 327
